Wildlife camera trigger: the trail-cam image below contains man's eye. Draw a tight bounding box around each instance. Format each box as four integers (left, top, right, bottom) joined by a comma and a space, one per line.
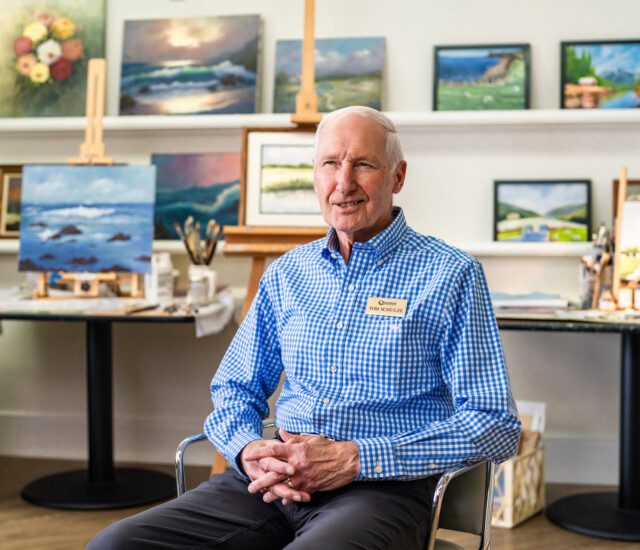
323, 160, 336, 166
357, 162, 372, 168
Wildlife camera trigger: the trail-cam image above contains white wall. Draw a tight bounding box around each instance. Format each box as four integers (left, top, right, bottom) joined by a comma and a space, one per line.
1, 0, 639, 484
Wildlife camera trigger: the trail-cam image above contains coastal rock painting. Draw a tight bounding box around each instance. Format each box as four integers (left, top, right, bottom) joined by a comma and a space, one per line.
18, 165, 156, 273
495, 180, 590, 242
151, 152, 240, 239
120, 15, 260, 116
434, 44, 530, 111
562, 41, 640, 109
273, 36, 385, 113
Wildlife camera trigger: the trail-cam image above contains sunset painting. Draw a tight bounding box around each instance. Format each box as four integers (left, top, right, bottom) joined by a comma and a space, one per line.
120, 15, 260, 115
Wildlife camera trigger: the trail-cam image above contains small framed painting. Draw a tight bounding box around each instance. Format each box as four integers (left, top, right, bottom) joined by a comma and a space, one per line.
433, 43, 530, 111
241, 127, 326, 227
561, 40, 640, 109
494, 179, 591, 242
0, 165, 22, 237
619, 201, 640, 282
613, 179, 640, 220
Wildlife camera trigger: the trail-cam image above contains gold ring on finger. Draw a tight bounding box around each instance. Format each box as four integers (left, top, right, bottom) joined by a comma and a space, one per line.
285, 477, 295, 489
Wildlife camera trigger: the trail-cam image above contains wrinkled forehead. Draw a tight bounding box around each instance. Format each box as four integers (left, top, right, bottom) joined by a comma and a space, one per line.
315, 114, 387, 158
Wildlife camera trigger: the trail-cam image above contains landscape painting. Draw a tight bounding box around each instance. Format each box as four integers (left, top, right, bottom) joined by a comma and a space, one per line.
152, 152, 240, 239
619, 201, 640, 282
18, 165, 156, 273
120, 15, 260, 116
0, 0, 105, 117
273, 36, 385, 113
434, 44, 530, 111
1, 173, 22, 236
494, 180, 591, 242
562, 41, 640, 109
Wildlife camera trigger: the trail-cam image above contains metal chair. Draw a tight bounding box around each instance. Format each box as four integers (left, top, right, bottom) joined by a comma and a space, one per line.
175, 428, 494, 550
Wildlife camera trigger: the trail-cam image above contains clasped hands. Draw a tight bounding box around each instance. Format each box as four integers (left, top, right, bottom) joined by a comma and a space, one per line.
240, 429, 359, 505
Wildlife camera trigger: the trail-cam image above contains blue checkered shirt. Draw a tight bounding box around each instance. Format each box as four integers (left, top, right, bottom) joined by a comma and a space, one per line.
205, 208, 521, 480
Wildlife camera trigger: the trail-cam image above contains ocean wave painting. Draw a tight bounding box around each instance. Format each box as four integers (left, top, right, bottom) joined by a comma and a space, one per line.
152, 152, 240, 239
18, 165, 156, 273
119, 15, 260, 115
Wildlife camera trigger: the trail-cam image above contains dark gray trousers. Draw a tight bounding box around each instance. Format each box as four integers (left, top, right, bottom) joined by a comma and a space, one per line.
87, 470, 439, 549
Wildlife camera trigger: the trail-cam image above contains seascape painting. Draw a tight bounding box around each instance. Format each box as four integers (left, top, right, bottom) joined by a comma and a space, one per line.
18, 165, 156, 273
494, 180, 590, 242
619, 201, 640, 282
0, 0, 105, 117
273, 36, 385, 113
120, 15, 260, 116
260, 145, 317, 215
434, 44, 530, 111
152, 153, 240, 239
1, 174, 22, 236
562, 41, 640, 109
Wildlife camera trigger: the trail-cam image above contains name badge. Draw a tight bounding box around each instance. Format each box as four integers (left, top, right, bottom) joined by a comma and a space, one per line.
365, 297, 407, 317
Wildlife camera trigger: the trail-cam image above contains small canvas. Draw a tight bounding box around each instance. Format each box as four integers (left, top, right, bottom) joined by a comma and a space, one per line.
18, 165, 156, 273
120, 15, 260, 116
152, 153, 241, 239
1, 173, 22, 236
273, 36, 385, 113
619, 201, 640, 282
434, 44, 530, 111
562, 41, 640, 109
0, 0, 106, 117
494, 180, 591, 242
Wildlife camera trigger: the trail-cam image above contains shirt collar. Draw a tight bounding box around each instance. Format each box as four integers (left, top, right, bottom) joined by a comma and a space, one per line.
321, 207, 407, 265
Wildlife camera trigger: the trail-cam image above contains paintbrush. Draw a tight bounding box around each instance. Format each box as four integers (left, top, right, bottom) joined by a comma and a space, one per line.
173, 221, 197, 264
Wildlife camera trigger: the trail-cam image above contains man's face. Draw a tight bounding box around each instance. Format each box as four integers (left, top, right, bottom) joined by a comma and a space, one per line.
314, 114, 406, 242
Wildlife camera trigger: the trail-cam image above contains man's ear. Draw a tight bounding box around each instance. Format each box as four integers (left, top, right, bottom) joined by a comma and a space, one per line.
392, 160, 407, 194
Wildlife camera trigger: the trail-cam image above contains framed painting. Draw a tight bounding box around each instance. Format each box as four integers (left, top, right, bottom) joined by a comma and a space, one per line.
241, 127, 326, 227
18, 165, 156, 273
0, 0, 106, 117
494, 180, 591, 242
0, 165, 22, 237
120, 15, 261, 116
273, 36, 385, 113
433, 43, 530, 111
619, 201, 640, 282
613, 179, 640, 220
152, 152, 241, 239
561, 40, 640, 109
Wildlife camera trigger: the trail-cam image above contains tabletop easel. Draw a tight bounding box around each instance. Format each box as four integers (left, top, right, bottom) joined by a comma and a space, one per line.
215, 0, 324, 474
34, 59, 142, 299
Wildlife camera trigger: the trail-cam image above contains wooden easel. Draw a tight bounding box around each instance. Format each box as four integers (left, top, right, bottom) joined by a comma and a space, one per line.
34, 59, 142, 298
213, 0, 324, 475
612, 166, 629, 304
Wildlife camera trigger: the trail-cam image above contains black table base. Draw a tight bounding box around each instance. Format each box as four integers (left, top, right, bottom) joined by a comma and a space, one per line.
21, 467, 176, 510
547, 492, 640, 542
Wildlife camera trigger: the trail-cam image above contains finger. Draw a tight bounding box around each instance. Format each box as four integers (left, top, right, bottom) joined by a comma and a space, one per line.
267, 482, 311, 503
257, 457, 295, 476
243, 443, 292, 462
247, 470, 287, 493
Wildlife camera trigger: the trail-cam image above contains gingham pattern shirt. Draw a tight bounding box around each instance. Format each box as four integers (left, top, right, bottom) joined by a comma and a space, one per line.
205, 208, 521, 480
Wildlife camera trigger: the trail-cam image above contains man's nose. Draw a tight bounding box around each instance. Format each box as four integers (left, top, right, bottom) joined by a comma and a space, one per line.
335, 164, 355, 195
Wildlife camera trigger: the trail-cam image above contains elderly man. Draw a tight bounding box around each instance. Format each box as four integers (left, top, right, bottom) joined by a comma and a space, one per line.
89, 106, 520, 549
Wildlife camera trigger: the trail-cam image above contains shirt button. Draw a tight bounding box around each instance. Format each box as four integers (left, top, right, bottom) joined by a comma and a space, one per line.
376, 259, 383, 266
429, 462, 437, 469
336, 321, 344, 329
374, 462, 383, 473
322, 397, 330, 405
330, 365, 338, 373
348, 284, 355, 291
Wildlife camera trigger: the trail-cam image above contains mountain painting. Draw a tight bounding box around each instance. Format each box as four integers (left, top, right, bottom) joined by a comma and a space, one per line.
494, 180, 591, 242
152, 153, 240, 239
562, 41, 640, 109
273, 36, 385, 113
18, 165, 156, 273
120, 15, 260, 115
434, 44, 530, 110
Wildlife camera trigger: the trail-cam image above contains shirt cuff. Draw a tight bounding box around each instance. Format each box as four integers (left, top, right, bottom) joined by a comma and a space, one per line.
352, 435, 401, 480
224, 431, 262, 480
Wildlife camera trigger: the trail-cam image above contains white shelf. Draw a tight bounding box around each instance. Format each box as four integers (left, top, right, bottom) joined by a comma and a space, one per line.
0, 109, 639, 136
0, 239, 589, 257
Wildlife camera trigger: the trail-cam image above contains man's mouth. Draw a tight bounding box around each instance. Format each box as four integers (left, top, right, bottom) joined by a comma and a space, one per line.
333, 200, 364, 208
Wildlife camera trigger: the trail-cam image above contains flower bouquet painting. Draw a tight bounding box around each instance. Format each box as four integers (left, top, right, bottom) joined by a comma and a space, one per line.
0, 0, 105, 117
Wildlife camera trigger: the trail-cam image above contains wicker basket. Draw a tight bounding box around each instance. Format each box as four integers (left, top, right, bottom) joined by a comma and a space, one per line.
492, 447, 545, 528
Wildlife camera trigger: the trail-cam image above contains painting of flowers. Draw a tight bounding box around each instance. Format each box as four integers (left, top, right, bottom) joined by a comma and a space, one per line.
561, 40, 640, 109
273, 36, 385, 113
120, 15, 260, 116
152, 153, 241, 239
494, 180, 591, 242
18, 166, 156, 273
0, 0, 105, 117
434, 44, 530, 111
